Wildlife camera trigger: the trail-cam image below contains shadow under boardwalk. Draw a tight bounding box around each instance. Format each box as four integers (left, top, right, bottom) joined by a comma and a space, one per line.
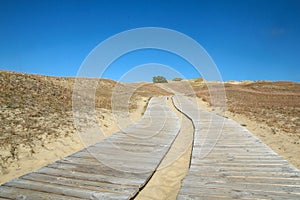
0, 97, 180, 200
173, 95, 300, 200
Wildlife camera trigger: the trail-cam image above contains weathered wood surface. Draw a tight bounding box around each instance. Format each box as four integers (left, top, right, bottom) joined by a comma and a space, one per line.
0, 97, 180, 200
173, 95, 300, 200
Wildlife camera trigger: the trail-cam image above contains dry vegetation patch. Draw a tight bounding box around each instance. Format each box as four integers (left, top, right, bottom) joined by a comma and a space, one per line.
224, 82, 300, 136
184, 80, 300, 137
0, 70, 171, 178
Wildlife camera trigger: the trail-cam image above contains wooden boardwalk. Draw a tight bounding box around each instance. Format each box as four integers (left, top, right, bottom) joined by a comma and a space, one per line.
173, 95, 300, 200
0, 97, 180, 200
1, 94, 300, 199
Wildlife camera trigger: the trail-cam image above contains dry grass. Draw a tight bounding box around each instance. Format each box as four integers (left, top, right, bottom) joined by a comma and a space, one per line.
224, 82, 300, 136
0, 70, 171, 175
188, 80, 300, 137
0, 71, 75, 172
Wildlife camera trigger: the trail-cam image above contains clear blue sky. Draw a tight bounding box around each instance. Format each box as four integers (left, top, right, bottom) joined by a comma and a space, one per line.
0, 0, 299, 82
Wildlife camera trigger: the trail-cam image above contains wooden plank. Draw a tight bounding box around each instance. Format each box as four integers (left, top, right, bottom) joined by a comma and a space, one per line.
177, 194, 237, 200
188, 165, 298, 173
59, 156, 155, 169
47, 162, 155, 180
4, 179, 129, 200
187, 171, 300, 179
100, 140, 170, 147
182, 175, 300, 188
196, 155, 286, 161
108, 136, 175, 145
0, 186, 82, 200
70, 149, 163, 161
191, 160, 290, 166
179, 186, 300, 200
65, 155, 159, 172
86, 144, 168, 154
37, 167, 144, 186
21, 173, 137, 196
49, 160, 152, 180
191, 160, 290, 167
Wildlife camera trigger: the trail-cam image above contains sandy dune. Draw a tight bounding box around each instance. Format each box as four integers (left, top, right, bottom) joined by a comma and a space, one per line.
1, 71, 299, 198
0, 70, 170, 184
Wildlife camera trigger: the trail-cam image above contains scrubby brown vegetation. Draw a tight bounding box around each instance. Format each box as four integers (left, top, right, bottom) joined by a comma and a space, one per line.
224, 82, 299, 136
189, 80, 300, 137
0, 70, 171, 175
0, 71, 75, 172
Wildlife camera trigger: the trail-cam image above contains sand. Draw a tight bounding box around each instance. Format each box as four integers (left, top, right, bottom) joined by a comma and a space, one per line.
0, 98, 147, 185
135, 98, 194, 200
0, 133, 83, 184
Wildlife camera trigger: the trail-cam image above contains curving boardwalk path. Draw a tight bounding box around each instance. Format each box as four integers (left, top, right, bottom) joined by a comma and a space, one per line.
173, 95, 300, 200
1, 94, 300, 200
0, 97, 180, 200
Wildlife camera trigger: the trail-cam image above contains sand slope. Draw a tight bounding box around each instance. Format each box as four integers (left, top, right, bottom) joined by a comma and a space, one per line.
0, 70, 171, 184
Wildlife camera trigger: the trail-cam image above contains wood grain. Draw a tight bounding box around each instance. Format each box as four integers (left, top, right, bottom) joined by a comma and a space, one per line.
0, 97, 180, 200
173, 95, 300, 200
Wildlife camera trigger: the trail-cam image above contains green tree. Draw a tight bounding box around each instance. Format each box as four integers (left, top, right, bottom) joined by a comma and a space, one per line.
152, 76, 168, 83
172, 77, 183, 81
